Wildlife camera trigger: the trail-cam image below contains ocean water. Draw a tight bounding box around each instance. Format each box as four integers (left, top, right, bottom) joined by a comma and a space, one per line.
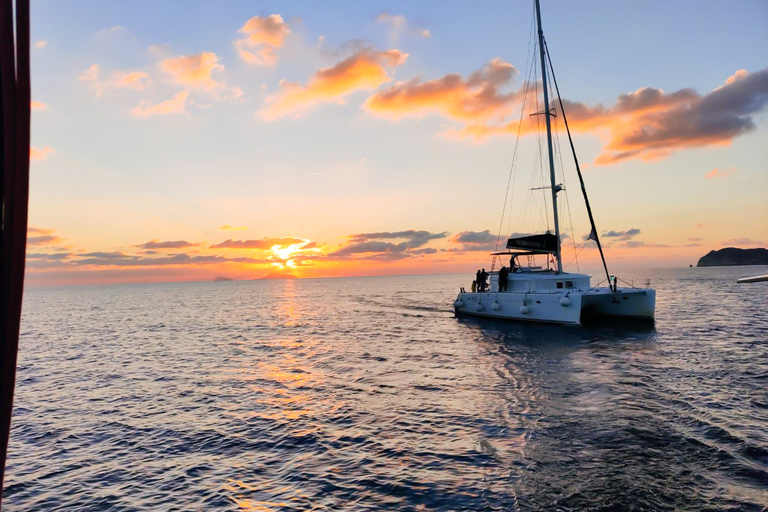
4, 267, 768, 511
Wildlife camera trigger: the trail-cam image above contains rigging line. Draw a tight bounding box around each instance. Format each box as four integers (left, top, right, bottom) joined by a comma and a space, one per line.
530, 39, 550, 234
544, 37, 611, 285
564, 238, 589, 268
549, 85, 580, 272
504, 12, 538, 240
495, 9, 537, 253
521, 53, 543, 235
508, 47, 538, 236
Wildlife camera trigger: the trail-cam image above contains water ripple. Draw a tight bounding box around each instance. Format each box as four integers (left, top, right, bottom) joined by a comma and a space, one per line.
4, 268, 768, 510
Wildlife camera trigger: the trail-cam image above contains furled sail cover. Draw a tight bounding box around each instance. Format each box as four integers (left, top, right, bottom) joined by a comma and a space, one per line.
506, 233, 558, 252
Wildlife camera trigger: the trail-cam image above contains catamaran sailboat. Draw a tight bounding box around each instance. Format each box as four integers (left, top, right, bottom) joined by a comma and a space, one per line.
453, 0, 655, 325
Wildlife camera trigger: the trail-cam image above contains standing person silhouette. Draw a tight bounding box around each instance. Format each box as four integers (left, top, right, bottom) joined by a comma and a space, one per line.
499, 266, 509, 292
480, 268, 488, 292
475, 269, 482, 292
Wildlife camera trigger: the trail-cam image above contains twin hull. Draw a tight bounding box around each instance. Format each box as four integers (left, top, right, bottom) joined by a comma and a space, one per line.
454, 287, 655, 325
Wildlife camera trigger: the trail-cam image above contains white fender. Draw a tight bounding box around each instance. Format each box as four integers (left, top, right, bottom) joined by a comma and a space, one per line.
492, 302, 500, 311
560, 297, 571, 307
520, 305, 530, 315
476, 303, 484, 312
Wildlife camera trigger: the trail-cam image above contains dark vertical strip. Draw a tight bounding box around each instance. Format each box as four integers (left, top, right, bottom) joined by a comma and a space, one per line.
0, 0, 31, 504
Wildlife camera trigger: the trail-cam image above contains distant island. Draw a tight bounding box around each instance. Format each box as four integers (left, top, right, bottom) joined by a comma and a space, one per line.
213, 276, 234, 282
697, 248, 768, 267
259, 271, 297, 280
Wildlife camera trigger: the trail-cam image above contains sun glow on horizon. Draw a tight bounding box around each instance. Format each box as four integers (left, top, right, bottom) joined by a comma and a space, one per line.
271, 243, 303, 260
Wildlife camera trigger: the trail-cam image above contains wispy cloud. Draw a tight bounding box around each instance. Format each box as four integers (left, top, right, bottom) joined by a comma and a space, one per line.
720, 238, 764, 247
705, 166, 737, 179
376, 11, 431, 40
111, 71, 150, 90
80, 64, 151, 97
134, 240, 197, 250
28, 234, 64, 246
96, 26, 127, 37
211, 237, 306, 249
30, 146, 55, 160
220, 225, 248, 231
80, 64, 100, 82
131, 90, 189, 117
34, 39, 48, 49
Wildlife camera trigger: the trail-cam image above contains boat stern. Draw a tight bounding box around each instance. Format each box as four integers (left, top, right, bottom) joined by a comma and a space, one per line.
579, 287, 655, 322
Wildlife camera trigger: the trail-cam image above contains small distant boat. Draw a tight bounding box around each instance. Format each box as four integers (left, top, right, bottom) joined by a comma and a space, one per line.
452, 0, 655, 326
737, 274, 768, 283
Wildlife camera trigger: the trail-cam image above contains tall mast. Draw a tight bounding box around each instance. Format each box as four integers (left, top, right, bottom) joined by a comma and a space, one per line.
534, 0, 563, 273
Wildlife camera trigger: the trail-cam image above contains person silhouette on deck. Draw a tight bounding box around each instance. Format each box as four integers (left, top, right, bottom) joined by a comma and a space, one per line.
480, 268, 488, 292
499, 266, 509, 292
475, 270, 482, 292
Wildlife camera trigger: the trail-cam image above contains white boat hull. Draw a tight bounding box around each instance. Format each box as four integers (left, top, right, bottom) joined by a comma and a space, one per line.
454, 287, 655, 325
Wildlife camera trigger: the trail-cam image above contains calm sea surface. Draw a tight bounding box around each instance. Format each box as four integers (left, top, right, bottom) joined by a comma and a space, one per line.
4, 267, 768, 511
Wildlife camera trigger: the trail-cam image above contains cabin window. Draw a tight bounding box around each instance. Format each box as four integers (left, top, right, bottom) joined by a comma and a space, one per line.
566, 281, 573, 288
556, 282, 563, 289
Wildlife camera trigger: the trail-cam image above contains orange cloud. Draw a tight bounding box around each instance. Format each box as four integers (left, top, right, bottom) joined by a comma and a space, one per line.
260, 48, 408, 120
34, 39, 47, 49
369, 63, 768, 165
30, 146, 55, 160
159, 52, 223, 90
131, 90, 189, 117
220, 225, 248, 231
236, 14, 290, 66
31, 101, 47, 110
364, 58, 519, 122
705, 167, 736, 179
